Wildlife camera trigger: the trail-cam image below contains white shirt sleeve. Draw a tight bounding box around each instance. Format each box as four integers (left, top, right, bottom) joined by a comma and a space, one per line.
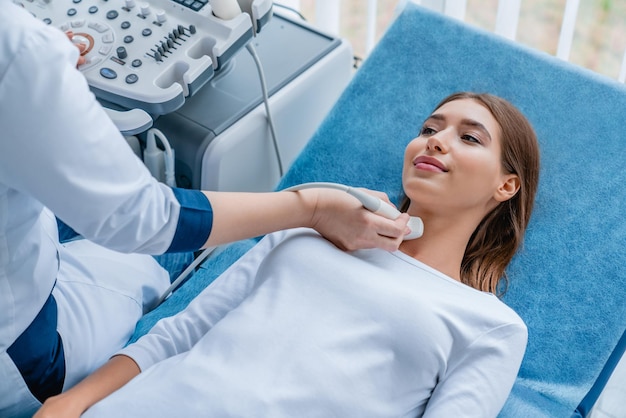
422, 322, 528, 418
0, 16, 179, 254
118, 231, 287, 371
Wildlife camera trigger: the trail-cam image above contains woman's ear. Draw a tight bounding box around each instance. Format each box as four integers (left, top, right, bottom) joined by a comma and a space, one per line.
494, 174, 520, 202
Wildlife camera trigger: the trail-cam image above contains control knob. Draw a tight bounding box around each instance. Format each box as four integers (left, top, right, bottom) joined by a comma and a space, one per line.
140, 2, 151, 16
155, 10, 167, 24
116, 46, 128, 60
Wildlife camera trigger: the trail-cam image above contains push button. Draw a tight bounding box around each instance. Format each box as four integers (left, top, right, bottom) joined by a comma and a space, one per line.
102, 32, 114, 43
100, 67, 117, 79
125, 74, 139, 84
88, 22, 109, 33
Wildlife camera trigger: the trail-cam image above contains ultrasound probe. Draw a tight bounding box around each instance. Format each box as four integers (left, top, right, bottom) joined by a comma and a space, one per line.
283, 182, 424, 240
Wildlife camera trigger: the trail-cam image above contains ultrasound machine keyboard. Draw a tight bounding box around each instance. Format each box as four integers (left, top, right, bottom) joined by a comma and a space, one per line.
17, 0, 272, 116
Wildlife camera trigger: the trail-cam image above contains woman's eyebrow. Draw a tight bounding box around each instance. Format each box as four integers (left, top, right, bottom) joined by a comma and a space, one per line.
460, 119, 492, 142
424, 114, 445, 124
424, 114, 493, 142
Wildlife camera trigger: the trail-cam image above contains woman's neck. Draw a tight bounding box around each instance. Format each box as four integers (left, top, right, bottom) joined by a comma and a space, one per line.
398, 213, 480, 281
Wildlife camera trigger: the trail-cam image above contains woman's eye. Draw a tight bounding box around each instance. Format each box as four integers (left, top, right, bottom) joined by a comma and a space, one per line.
462, 134, 481, 144
421, 126, 436, 136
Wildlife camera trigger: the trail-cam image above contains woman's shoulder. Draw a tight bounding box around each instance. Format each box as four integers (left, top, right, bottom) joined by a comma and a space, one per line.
460, 287, 527, 333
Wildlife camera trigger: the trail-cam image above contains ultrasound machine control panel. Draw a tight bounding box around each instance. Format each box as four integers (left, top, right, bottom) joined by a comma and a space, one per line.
17, 0, 272, 118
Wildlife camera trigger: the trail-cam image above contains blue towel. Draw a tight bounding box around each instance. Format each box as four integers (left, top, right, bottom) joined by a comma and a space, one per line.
133, 4, 626, 416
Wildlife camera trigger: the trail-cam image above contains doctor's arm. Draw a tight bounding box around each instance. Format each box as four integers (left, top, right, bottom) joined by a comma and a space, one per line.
1, 26, 409, 255
201, 189, 410, 251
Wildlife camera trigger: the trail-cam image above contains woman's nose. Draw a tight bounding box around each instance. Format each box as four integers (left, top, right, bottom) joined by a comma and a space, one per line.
426, 131, 450, 153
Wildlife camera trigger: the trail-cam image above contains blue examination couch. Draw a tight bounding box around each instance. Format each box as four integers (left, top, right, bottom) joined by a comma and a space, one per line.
133, 3, 626, 416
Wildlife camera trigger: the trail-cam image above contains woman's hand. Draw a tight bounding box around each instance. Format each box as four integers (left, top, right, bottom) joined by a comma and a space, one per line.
34, 393, 85, 418
34, 355, 141, 418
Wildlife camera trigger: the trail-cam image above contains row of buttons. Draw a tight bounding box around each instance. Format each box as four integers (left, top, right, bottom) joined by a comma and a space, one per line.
60, 19, 111, 34
170, 0, 208, 12
63, 0, 207, 14
100, 67, 139, 84
65, 6, 114, 17
56, 2, 199, 78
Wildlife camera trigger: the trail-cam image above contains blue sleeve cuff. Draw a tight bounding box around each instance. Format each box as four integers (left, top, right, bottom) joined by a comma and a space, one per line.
167, 188, 213, 253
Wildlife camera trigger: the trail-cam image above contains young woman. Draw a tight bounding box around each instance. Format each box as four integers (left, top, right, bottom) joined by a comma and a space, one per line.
35, 92, 540, 418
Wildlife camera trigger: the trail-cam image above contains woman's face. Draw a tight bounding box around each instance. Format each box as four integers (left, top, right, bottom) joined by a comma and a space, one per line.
402, 98, 517, 217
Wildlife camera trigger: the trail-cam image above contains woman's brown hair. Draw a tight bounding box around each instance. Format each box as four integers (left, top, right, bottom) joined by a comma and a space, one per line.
401, 92, 540, 295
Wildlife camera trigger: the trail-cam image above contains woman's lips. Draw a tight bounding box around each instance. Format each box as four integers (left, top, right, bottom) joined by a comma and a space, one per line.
413, 155, 448, 172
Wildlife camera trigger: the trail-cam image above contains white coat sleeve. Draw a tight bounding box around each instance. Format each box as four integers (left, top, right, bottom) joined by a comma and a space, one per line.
117, 230, 289, 371
0, 20, 187, 254
421, 323, 528, 418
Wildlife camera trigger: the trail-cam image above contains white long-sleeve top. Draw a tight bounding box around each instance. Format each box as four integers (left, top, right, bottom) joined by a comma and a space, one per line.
0, 3, 207, 352
88, 228, 528, 418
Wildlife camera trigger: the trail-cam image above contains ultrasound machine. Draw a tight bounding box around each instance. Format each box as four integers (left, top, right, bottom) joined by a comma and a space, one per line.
17, 0, 353, 192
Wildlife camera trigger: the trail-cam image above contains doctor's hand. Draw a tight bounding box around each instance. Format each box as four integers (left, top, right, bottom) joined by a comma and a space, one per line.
65, 31, 87, 67
308, 188, 410, 252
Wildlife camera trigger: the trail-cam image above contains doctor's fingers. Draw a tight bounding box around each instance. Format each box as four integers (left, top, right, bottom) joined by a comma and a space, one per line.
336, 212, 409, 252
65, 31, 87, 67
370, 212, 410, 251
